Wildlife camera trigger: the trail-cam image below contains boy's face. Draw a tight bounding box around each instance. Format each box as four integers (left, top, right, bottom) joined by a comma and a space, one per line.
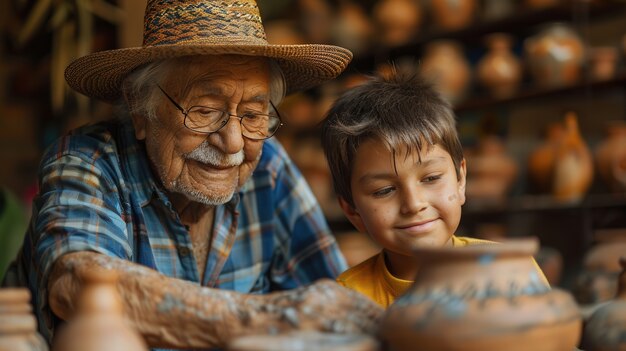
339, 139, 466, 259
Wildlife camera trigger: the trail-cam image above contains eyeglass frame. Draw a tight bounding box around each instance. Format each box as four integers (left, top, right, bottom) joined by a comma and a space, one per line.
157, 84, 284, 140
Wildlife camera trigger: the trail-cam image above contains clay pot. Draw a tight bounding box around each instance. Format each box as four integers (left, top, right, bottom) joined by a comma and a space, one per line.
528, 122, 564, 193
378, 238, 582, 351
477, 33, 523, 98
372, 0, 422, 47
580, 258, 626, 351
419, 40, 471, 104
595, 120, 626, 193
0, 288, 48, 351
589, 46, 619, 81
430, 0, 477, 31
528, 112, 593, 201
227, 331, 379, 351
52, 269, 147, 351
332, 1, 373, 55
524, 23, 585, 88
465, 135, 518, 200
575, 229, 626, 305
552, 112, 594, 202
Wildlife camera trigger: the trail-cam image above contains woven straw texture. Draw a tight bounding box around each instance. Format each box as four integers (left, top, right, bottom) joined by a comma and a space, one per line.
65, 0, 353, 101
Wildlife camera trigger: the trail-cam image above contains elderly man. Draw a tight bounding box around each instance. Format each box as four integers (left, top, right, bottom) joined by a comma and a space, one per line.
4, 0, 382, 349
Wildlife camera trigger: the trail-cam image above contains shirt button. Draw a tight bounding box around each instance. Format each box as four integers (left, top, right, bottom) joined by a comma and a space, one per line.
178, 246, 191, 257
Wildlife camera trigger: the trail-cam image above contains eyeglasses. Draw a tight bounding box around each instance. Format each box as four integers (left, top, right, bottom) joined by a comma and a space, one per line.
157, 85, 283, 140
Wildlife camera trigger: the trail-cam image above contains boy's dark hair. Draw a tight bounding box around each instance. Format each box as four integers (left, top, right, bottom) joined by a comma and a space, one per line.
321, 70, 464, 208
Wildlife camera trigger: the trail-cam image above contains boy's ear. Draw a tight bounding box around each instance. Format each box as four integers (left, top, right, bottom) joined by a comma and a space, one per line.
338, 197, 367, 233
458, 158, 467, 205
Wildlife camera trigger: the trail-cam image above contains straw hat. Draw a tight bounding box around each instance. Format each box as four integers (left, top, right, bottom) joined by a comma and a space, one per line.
64, 0, 353, 102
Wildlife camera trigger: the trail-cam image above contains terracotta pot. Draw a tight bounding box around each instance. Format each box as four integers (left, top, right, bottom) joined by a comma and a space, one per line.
525, 23, 585, 88
595, 120, 626, 192
575, 229, 626, 305
372, 0, 422, 47
465, 135, 518, 200
528, 122, 564, 192
378, 238, 582, 351
430, 0, 477, 31
227, 331, 379, 351
419, 40, 471, 104
580, 258, 626, 351
52, 269, 147, 351
477, 33, 523, 98
0, 288, 48, 351
552, 112, 593, 202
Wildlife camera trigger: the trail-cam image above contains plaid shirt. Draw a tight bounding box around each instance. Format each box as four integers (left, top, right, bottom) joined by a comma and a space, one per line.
11, 118, 346, 349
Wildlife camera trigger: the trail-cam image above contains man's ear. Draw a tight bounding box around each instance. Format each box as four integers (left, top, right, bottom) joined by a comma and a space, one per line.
458, 158, 467, 205
338, 197, 366, 233
124, 91, 147, 140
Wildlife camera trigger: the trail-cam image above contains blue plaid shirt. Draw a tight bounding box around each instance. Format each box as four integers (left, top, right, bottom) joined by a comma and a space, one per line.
10, 118, 346, 350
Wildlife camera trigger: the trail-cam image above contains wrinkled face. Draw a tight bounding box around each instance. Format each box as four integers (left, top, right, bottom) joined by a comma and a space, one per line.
340, 139, 466, 259
132, 55, 270, 205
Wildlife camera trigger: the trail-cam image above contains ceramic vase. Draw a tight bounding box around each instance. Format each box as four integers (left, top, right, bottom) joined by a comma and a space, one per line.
524, 23, 585, 88
465, 135, 518, 200
552, 112, 593, 202
372, 0, 422, 47
378, 238, 582, 351
575, 229, 626, 305
595, 120, 626, 192
0, 288, 48, 351
430, 0, 477, 31
51, 269, 147, 351
580, 258, 626, 351
227, 331, 379, 351
477, 33, 522, 98
528, 122, 564, 193
419, 40, 471, 104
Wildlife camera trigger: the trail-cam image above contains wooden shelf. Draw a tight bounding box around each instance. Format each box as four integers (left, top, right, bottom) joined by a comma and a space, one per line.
454, 74, 626, 113
347, 1, 626, 73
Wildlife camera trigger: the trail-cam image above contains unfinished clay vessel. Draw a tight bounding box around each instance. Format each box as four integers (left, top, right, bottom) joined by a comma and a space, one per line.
575, 229, 626, 305
0, 288, 48, 351
378, 238, 582, 351
595, 120, 626, 192
227, 331, 379, 351
581, 258, 626, 351
51, 269, 147, 351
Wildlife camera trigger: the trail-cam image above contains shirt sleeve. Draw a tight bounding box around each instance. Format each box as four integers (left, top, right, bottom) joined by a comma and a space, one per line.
268, 143, 348, 290
24, 147, 131, 341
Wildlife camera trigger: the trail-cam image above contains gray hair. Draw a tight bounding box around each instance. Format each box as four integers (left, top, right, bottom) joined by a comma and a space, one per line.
119, 56, 286, 120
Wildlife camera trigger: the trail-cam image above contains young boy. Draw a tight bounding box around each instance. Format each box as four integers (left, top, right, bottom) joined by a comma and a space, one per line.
321, 71, 548, 307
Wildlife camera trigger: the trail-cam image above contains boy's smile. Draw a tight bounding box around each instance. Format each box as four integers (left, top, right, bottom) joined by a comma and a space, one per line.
340, 138, 467, 279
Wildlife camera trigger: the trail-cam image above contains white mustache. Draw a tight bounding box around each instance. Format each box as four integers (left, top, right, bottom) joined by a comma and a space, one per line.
185, 141, 244, 167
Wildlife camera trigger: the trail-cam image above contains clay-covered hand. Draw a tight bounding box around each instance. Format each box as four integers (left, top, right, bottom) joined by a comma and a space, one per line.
232, 279, 383, 337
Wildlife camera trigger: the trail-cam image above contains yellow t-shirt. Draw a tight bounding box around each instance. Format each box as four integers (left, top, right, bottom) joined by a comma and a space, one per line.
336, 236, 548, 308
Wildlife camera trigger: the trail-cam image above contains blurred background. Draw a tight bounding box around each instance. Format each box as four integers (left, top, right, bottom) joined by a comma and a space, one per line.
1, 0, 626, 305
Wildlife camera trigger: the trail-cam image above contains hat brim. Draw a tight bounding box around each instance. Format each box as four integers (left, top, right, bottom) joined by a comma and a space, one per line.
64, 43, 353, 102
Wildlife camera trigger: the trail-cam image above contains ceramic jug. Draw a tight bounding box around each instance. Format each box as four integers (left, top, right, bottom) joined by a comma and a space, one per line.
575, 229, 626, 305
378, 238, 582, 351
372, 0, 422, 47
595, 120, 626, 192
0, 288, 48, 351
525, 23, 585, 88
580, 258, 626, 351
227, 331, 379, 351
477, 33, 522, 98
51, 269, 147, 351
419, 40, 471, 104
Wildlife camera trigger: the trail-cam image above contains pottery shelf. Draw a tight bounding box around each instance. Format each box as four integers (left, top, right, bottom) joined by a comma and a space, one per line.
464, 192, 626, 214
348, 1, 626, 73
454, 73, 626, 113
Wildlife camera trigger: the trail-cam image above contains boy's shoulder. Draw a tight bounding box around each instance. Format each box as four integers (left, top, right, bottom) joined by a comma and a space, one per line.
337, 252, 383, 287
